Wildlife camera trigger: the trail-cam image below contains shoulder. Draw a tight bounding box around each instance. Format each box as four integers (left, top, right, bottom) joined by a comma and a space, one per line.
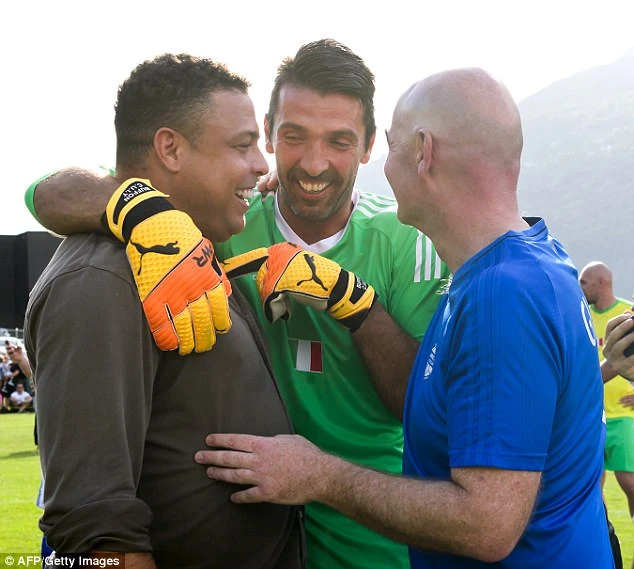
244, 192, 274, 220
354, 192, 398, 222
29, 234, 134, 302
458, 253, 561, 314
239, 193, 275, 239
349, 192, 449, 283
46, 234, 129, 276
351, 192, 419, 239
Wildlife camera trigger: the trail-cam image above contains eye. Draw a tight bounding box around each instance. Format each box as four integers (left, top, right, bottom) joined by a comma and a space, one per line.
331, 139, 353, 149
235, 142, 252, 153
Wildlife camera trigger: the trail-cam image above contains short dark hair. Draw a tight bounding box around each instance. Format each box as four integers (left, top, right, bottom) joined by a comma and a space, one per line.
266, 39, 376, 150
115, 53, 250, 168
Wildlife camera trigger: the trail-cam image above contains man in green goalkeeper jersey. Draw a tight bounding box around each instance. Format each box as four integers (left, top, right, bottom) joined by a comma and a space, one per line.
26, 40, 449, 569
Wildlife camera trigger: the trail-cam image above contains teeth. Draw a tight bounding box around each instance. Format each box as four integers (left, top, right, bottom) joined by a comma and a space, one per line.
236, 188, 253, 200
298, 180, 328, 193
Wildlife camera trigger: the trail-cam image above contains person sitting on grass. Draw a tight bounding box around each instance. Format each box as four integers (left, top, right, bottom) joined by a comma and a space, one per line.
9, 382, 33, 412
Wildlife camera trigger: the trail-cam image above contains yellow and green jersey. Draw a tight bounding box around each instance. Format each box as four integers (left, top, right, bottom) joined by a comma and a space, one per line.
590, 298, 634, 418
217, 191, 449, 569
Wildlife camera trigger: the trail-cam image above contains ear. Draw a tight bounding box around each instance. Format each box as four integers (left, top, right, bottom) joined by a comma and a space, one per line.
264, 115, 274, 154
416, 128, 432, 175
360, 130, 376, 165
153, 127, 185, 173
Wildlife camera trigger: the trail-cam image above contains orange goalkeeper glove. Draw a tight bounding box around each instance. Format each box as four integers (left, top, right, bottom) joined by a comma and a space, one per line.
255, 242, 376, 332
105, 178, 231, 355
221, 247, 269, 280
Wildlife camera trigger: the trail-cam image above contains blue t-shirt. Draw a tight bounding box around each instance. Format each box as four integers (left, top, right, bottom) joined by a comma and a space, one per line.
403, 219, 613, 568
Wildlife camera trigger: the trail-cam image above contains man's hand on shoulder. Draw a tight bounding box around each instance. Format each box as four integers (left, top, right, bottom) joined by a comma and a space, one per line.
255, 242, 376, 331
255, 170, 279, 199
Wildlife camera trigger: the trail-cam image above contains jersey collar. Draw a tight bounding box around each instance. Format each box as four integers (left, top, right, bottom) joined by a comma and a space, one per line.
273, 190, 360, 254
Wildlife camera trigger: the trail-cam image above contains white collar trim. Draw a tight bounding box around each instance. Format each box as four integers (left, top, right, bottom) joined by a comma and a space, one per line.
273, 190, 360, 254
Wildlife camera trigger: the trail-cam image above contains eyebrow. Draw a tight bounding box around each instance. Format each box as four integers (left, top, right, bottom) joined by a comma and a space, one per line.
278, 122, 360, 141
230, 131, 260, 143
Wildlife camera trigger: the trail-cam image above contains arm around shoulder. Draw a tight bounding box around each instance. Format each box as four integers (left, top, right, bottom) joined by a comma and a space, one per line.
27, 168, 118, 235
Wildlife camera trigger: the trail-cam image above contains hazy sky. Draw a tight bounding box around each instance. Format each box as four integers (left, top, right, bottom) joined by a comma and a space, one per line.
4, 0, 633, 235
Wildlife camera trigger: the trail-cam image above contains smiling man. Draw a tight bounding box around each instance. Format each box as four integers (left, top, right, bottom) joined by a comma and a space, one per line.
211, 40, 449, 569
25, 40, 449, 569
24, 54, 304, 569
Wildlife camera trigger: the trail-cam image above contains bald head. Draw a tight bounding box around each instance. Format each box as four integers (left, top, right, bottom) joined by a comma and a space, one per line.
579, 261, 614, 307
385, 68, 529, 270
580, 261, 612, 283
395, 68, 523, 172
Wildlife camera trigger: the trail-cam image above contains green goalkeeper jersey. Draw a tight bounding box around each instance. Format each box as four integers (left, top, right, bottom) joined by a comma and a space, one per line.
216, 191, 449, 569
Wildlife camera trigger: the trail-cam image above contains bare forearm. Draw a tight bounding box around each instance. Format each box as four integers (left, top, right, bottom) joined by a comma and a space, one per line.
13, 356, 31, 378
34, 168, 117, 235
317, 457, 533, 562
17, 360, 31, 378
201, 433, 538, 563
319, 457, 471, 553
352, 302, 418, 420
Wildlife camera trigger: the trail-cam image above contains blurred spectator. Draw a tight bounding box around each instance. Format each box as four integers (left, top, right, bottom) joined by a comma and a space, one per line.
0, 353, 10, 379
7, 344, 32, 391
1, 344, 33, 413
0, 354, 11, 409
602, 291, 634, 384
579, 261, 634, 518
8, 382, 33, 412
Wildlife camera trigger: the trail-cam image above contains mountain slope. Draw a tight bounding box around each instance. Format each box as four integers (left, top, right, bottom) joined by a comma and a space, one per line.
518, 50, 634, 298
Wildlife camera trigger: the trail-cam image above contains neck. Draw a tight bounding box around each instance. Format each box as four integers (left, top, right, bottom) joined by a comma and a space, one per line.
277, 195, 354, 245
594, 293, 617, 312
431, 212, 529, 274
420, 170, 526, 273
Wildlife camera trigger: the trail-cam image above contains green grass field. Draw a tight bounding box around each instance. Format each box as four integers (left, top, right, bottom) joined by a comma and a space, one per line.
1, 413, 633, 566
0, 413, 42, 558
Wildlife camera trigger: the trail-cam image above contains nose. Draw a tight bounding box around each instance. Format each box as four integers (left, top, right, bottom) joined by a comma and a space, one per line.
299, 140, 329, 177
252, 146, 269, 177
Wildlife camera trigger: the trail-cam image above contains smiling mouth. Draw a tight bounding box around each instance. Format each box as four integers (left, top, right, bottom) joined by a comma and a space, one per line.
298, 180, 329, 193
235, 188, 254, 201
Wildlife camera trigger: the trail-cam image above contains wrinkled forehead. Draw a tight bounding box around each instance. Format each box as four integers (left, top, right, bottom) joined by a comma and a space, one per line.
276, 85, 365, 122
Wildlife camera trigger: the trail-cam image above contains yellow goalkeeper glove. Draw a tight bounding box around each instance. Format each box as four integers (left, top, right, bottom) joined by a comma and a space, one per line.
105, 178, 231, 355
255, 242, 376, 331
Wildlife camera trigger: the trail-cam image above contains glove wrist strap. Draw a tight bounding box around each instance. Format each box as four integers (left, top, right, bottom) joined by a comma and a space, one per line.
328, 271, 377, 332
105, 178, 173, 242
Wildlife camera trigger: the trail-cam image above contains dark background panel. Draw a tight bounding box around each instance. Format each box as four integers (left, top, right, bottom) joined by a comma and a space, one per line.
1, 232, 63, 330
